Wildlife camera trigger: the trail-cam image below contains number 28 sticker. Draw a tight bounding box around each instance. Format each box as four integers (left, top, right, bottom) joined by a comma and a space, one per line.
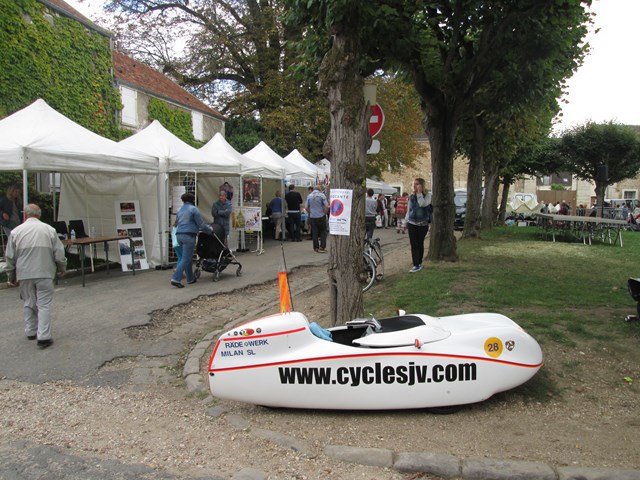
484, 337, 503, 358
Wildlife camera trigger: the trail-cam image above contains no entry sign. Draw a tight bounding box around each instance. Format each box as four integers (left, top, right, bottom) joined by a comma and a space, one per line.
369, 104, 385, 138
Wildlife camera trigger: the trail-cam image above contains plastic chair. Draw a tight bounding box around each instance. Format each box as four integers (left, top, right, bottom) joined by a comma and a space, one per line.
52, 221, 69, 239
68, 220, 88, 238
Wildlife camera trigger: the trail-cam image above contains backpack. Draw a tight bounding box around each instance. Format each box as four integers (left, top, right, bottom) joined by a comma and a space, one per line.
395, 197, 408, 217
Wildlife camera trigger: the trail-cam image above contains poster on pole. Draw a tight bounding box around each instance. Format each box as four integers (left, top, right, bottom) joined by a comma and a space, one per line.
242, 207, 263, 232
329, 189, 352, 236
115, 200, 149, 272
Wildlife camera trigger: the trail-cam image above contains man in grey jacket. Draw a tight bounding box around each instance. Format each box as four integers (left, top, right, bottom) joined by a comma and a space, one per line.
5, 204, 66, 348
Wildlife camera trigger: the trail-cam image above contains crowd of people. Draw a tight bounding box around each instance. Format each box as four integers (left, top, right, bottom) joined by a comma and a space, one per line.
2, 178, 436, 350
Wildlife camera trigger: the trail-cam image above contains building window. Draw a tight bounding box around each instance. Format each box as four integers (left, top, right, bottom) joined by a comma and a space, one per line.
192, 111, 204, 141
120, 87, 138, 127
623, 190, 637, 200
538, 175, 551, 186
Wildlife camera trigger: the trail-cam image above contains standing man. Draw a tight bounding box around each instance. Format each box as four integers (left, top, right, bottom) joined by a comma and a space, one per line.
305, 184, 328, 253
285, 184, 303, 241
0, 184, 23, 239
365, 188, 377, 240
5, 204, 66, 348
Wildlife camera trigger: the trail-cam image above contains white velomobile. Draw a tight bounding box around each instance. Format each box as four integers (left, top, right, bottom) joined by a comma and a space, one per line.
207, 311, 543, 410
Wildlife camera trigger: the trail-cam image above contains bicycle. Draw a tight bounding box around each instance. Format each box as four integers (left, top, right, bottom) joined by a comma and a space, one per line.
361, 237, 384, 292
365, 237, 384, 280
361, 251, 376, 292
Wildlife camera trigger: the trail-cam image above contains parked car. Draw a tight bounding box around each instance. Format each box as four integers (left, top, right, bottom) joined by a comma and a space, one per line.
454, 190, 467, 230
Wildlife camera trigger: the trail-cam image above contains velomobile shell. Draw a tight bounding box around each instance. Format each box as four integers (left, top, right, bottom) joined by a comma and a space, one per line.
208, 312, 543, 410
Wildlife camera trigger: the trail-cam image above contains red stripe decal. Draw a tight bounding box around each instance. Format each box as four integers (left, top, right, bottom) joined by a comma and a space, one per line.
209, 352, 543, 373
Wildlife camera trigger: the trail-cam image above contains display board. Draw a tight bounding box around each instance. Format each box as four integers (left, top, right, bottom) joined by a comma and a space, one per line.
115, 200, 150, 271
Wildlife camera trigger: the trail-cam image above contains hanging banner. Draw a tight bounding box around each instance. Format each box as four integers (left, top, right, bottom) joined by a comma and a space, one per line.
243, 178, 261, 205
115, 200, 149, 272
329, 189, 352, 236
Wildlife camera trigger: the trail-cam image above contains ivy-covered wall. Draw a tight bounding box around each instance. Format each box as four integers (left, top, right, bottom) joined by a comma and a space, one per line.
0, 0, 122, 139
147, 98, 200, 147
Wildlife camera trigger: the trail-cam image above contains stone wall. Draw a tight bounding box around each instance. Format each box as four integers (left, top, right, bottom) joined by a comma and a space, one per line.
382, 139, 469, 194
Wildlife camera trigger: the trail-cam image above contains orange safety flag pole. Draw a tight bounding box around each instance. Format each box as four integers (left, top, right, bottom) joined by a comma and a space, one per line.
278, 244, 293, 313
278, 270, 292, 313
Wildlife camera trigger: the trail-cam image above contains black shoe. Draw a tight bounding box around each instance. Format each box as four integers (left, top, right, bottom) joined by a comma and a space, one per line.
27, 335, 36, 340
187, 278, 197, 284
171, 280, 184, 288
37, 339, 53, 349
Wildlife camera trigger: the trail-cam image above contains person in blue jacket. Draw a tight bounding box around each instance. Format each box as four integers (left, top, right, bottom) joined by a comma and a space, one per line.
171, 193, 212, 288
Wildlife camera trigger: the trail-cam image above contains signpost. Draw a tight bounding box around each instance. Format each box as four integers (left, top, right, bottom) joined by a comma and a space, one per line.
369, 104, 385, 138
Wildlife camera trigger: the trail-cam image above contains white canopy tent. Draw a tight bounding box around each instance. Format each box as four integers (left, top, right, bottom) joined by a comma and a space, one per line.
0, 99, 164, 265
285, 149, 321, 186
115, 121, 242, 265
367, 179, 398, 195
0, 99, 158, 174
313, 158, 397, 195
245, 142, 316, 182
120, 121, 239, 175
200, 133, 281, 179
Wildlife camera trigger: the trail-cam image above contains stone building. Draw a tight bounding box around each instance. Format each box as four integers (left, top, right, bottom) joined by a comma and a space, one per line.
382, 134, 469, 195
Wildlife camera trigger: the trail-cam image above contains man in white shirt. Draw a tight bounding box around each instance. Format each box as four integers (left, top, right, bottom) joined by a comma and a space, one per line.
5, 204, 66, 348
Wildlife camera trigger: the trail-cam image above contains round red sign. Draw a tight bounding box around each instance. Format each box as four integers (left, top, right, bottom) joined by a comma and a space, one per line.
369, 104, 385, 138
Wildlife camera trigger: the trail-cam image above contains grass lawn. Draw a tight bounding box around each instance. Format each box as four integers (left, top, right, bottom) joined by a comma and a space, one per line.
364, 227, 640, 400
366, 227, 640, 345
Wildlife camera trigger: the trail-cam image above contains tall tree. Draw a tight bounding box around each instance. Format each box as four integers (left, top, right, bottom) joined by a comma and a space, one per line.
560, 122, 640, 212
286, 1, 414, 325
106, 0, 328, 157
393, 1, 591, 261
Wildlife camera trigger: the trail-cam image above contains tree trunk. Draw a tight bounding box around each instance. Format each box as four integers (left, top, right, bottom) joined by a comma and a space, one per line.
498, 178, 511, 222
481, 162, 500, 228
426, 106, 458, 262
462, 117, 484, 239
319, 30, 369, 326
595, 181, 605, 218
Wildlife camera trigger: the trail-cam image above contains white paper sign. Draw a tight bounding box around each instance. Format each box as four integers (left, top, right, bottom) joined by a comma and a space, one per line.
329, 189, 352, 236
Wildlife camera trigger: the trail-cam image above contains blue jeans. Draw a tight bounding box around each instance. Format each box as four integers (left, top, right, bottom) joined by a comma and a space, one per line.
287, 212, 302, 240
172, 233, 196, 283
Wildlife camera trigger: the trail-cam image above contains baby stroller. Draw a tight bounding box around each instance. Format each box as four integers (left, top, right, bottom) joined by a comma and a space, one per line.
194, 224, 242, 282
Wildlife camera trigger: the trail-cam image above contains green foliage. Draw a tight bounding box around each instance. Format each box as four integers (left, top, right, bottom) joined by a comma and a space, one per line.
560, 122, 640, 185
367, 75, 422, 178
0, 0, 122, 138
147, 98, 199, 146
109, 0, 328, 158
550, 183, 566, 191
225, 117, 264, 154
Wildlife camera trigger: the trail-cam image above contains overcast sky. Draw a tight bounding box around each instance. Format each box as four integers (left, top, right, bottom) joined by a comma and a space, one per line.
67, 0, 638, 132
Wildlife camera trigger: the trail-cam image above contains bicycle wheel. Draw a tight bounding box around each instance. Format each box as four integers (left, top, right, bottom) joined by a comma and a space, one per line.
372, 240, 384, 280
361, 252, 376, 292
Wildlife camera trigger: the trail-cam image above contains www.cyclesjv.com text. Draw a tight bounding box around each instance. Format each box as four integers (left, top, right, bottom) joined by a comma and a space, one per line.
278, 361, 477, 387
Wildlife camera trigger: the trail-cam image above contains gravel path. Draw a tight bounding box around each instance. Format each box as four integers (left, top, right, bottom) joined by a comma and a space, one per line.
1, 238, 638, 479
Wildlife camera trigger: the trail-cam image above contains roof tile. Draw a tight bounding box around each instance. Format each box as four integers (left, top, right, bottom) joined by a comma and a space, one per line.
113, 51, 225, 120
